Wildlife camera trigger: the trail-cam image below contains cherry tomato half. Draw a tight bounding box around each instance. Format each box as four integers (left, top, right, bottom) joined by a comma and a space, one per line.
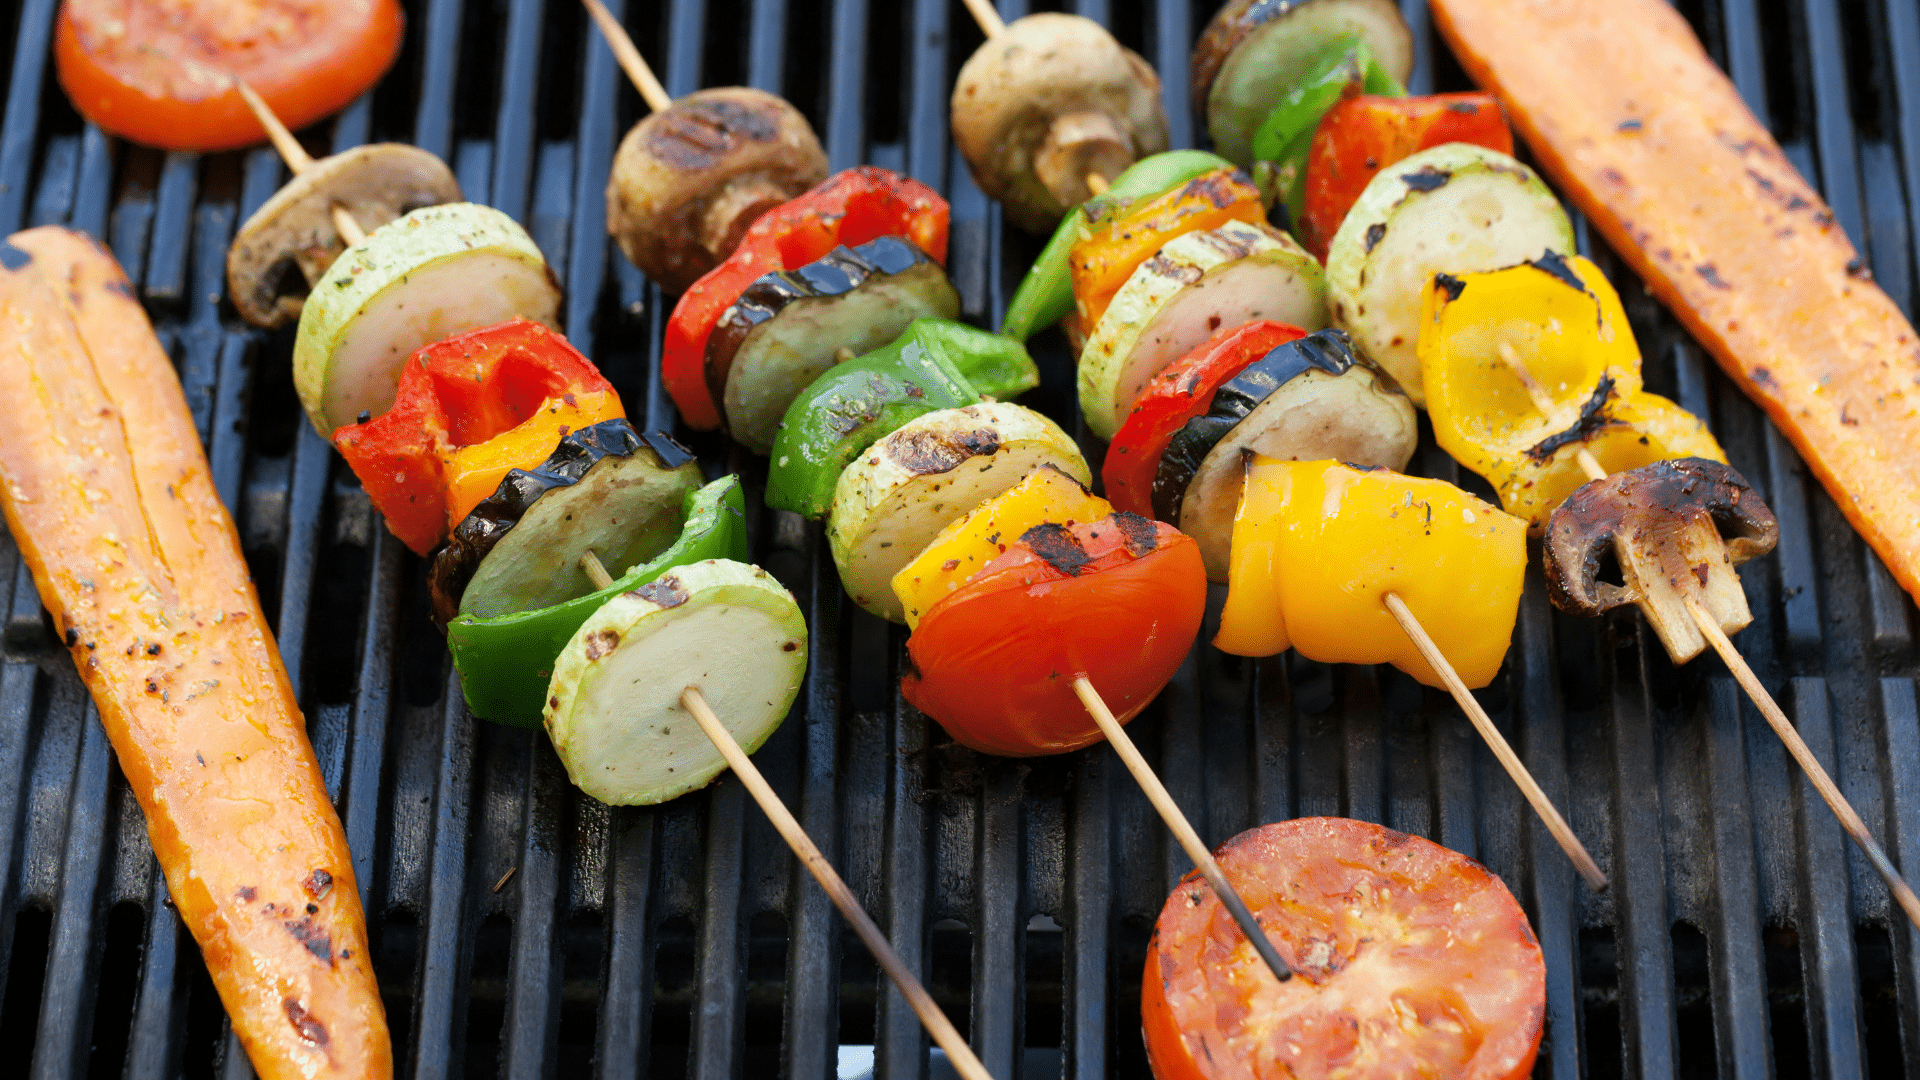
1102, 321, 1306, 518
1143, 818, 1545, 1080
902, 512, 1204, 756
56, 0, 404, 153
1297, 93, 1512, 260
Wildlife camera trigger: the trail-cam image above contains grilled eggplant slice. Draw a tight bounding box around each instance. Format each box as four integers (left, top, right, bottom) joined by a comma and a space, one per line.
828, 402, 1089, 622
545, 559, 807, 806
293, 202, 562, 436
1152, 328, 1416, 580
705, 235, 961, 454
1325, 143, 1574, 407
1191, 0, 1413, 165
429, 420, 703, 626
1078, 219, 1326, 440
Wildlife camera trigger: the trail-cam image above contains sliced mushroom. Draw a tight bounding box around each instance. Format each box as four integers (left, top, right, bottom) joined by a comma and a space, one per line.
1543, 457, 1778, 664
607, 87, 828, 295
226, 143, 462, 328
951, 13, 1171, 234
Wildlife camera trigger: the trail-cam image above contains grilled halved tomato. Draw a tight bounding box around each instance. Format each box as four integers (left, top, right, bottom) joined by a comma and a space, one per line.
1143, 818, 1545, 1080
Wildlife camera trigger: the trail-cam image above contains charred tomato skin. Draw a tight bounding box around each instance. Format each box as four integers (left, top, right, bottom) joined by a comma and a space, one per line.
901, 514, 1204, 756
1142, 817, 1545, 1080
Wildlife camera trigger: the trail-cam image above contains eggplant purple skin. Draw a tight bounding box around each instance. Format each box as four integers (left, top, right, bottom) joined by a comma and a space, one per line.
427, 419, 695, 628
1542, 456, 1779, 617
1150, 327, 1361, 523
702, 234, 933, 421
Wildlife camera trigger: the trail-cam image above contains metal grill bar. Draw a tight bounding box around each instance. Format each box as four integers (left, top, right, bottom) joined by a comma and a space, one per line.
0, 0, 1916, 1078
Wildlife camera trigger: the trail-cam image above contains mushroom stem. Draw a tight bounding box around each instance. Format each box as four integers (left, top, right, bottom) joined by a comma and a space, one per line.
698, 174, 794, 264
1034, 110, 1135, 210
1382, 593, 1610, 892
581, 0, 673, 113
1084, 171, 1109, 195
960, 0, 1007, 37
233, 79, 368, 246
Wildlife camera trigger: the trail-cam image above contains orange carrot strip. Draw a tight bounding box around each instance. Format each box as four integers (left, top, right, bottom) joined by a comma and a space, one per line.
1431, 0, 1920, 603
0, 228, 391, 1080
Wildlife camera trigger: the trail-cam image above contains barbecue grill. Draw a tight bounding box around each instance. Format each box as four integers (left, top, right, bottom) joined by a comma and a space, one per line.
0, 0, 1915, 1076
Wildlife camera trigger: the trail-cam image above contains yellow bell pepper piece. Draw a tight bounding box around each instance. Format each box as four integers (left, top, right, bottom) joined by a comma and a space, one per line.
891, 464, 1112, 628
1216, 458, 1526, 690
1215, 460, 1291, 657
1418, 254, 1725, 530
442, 389, 626, 529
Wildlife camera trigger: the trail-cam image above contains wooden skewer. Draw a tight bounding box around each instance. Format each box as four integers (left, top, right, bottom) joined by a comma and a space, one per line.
960, 0, 1008, 38
580, 548, 1001, 1075
233, 79, 367, 247
1686, 597, 1920, 928
580, 551, 616, 590
581, 0, 674, 114
682, 686, 999, 1080
1072, 677, 1294, 985
1498, 342, 1920, 924
1383, 594, 1610, 891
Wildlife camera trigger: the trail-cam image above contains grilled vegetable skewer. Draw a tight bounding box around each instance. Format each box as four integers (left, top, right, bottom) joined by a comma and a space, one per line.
1488, 328, 1920, 927
569, 552, 999, 1080
1073, 678, 1294, 986
582, 0, 829, 295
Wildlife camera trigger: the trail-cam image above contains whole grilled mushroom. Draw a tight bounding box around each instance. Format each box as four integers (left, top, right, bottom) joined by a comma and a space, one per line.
951, 13, 1170, 233
607, 87, 828, 295
226, 143, 462, 328
1543, 457, 1777, 663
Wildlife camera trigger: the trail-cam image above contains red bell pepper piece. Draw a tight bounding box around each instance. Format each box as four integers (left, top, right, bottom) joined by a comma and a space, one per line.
333, 318, 624, 555
1297, 93, 1513, 259
1100, 321, 1307, 517
661, 166, 950, 430
902, 513, 1205, 757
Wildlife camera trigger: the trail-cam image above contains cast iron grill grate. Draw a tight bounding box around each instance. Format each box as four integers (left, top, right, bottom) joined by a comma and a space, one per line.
0, 0, 1916, 1077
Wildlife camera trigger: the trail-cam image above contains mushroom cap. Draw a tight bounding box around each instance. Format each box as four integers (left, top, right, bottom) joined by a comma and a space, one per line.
226, 143, 462, 328
951, 13, 1171, 233
606, 87, 828, 296
1543, 457, 1778, 617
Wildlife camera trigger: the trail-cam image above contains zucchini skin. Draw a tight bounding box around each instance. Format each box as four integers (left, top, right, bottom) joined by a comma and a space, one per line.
445, 474, 749, 726
1152, 328, 1360, 522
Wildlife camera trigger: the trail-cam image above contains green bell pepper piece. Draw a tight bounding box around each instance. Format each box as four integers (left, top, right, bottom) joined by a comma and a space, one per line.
999, 149, 1237, 343
766, 319, 1039, 519
446, 475, 749, 726
1249, 35, 1406, 232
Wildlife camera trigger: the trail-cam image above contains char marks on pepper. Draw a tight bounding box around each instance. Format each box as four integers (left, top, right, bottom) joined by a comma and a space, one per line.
1526, 374, 1623, 463
1113, 511, 1159, 557
1021, 523, 1096, 576
1529, 250, 1590, 294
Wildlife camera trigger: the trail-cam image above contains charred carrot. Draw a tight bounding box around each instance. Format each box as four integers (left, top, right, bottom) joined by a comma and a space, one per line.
1431, 0, 1920, 604
0, 228, 390, 1080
